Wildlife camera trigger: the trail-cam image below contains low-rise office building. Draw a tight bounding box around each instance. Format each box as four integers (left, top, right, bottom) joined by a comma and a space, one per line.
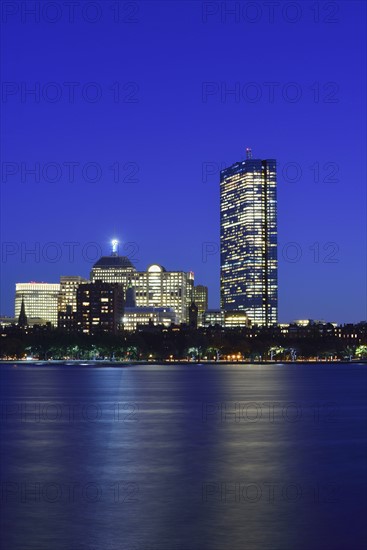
123, 306, 177, 331
202, 309, 249, 328
15, 282, 60, 326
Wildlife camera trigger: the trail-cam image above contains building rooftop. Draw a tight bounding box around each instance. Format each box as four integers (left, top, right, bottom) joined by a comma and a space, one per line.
92, 256, 136, 269
125, 306, 175, 313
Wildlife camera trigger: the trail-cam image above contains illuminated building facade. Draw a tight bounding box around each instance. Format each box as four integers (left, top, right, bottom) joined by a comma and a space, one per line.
202, 309, 249, 328
220, 150, 277, 326
58, 306, 76, 333
134, 264, 194, 325
58, 275, 88, 313
202, 310, 224, 327
91, 254, 194, 324
123, 306, 177, 331
223, 310, 250, 328
76, 281, 124, 335
91, 255, 137, 288
193, 285, 208, 326
15, 283, 61, 326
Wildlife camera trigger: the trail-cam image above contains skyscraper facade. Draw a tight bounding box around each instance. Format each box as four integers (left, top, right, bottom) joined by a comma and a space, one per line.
220, 150, 277, 326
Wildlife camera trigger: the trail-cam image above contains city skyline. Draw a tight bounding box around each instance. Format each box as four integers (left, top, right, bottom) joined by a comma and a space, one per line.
1, 2, 366, 324
4, 139, 365, 325
1, 4, 366, 550
2, 143, 365, 323
6, 221, 366, 326
0, 136, 364, 325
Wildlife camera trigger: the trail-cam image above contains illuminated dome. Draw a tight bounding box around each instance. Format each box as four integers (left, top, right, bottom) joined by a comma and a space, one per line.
147, 264, 166, 273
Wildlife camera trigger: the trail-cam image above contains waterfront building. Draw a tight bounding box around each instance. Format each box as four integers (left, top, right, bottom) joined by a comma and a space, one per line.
91, 251, 194, 324
123, 306, 177, 331
0, 316, 16, 327
220, 148, 277, 326
58, 276, 88, 314
202, 310, 225, 327
189, 302, 199, 329
91, 255, 137, 288
224, 310, 250, 328
58, 305, 77, 333
133, 264, 194, 325
193, 285, 208, 326
76, 281, 124, 335
202, 309, 249, 328
15, 283, 60, 326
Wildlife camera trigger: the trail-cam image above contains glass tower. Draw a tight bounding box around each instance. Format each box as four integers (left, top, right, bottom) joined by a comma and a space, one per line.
220, 152, 277, 326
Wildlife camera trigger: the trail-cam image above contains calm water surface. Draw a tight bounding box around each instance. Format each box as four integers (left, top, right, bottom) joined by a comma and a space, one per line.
1, 363, 366, 550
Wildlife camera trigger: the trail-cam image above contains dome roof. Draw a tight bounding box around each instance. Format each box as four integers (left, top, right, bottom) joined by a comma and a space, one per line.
93, 255, 136, 269
147, 264, 166, 273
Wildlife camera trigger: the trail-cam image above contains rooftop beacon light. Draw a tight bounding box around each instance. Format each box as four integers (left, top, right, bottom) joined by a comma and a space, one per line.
111, 239, 119, 256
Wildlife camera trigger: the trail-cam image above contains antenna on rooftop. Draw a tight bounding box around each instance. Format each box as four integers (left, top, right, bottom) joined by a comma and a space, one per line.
111, 239, 119, 256
246, 147, 252, 159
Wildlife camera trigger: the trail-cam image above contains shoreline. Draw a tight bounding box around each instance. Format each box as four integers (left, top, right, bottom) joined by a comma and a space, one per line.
1, 359, 366, 366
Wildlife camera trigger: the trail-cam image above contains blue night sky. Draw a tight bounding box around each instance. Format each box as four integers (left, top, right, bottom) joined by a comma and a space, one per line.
1, 0, 366, 323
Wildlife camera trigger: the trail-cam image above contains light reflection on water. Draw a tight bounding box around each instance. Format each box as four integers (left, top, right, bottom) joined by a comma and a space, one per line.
1, 363, 366, 550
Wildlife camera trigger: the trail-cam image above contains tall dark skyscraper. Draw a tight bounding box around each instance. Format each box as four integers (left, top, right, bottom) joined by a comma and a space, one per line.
220, 149, 277, 326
